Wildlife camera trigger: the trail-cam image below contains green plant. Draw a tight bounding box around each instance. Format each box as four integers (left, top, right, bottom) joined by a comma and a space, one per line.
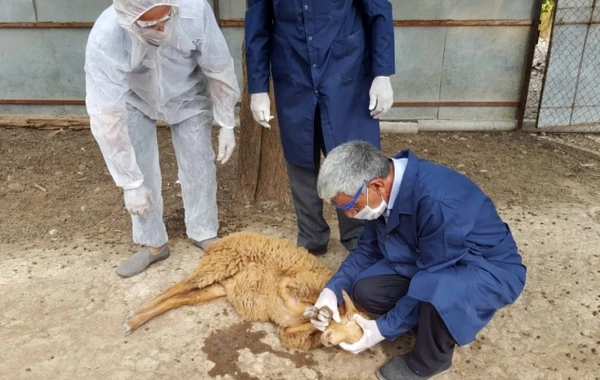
542, 0, 555, 15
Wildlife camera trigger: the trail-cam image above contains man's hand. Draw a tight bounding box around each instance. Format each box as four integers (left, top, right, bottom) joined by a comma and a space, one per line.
217, 127, 235, 164
368, 76, 394, 119
339, 314, 385, 354
250, 92, 274, 128
124, 185, 154, 218
310, 288, 341, 331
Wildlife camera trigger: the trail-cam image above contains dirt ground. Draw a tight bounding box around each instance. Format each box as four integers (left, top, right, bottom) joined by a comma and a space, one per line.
1, 127, 600, 380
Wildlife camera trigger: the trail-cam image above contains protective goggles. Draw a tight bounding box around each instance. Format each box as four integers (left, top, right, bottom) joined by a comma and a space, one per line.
132, 4, 178, 28
333, 182, 366, 210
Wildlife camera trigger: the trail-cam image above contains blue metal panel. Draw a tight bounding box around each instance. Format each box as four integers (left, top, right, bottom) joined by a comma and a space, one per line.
2, 0, 36, 22
383, 107, 439, 121
0, 29, 89, 99
392, 27, 445, 103
390, 0, 536, 20
34, 0, 112, 22
0, 0, 540, 126
0, 105, 87, 116
438, 107, 518, 120
218, 0, 245, 19
440, 27, 529, 102
220, 27, 244, 94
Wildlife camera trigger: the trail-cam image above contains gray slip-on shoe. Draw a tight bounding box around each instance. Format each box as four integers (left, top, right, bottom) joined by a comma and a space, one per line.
191, 237, 216, 251
376, 355, 451, 380
115, 245, 170, 278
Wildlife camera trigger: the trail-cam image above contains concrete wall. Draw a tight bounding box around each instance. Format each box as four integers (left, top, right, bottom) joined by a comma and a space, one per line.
0, 0, 538, 127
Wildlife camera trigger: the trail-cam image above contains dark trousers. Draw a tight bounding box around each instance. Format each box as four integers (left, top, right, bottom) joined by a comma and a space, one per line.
353, 275, 456, 376
285, 105, 364, 252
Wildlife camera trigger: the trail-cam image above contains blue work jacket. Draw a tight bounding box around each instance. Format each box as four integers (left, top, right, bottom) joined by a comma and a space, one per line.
245, 0, 395, 169
325, 150, 527, 346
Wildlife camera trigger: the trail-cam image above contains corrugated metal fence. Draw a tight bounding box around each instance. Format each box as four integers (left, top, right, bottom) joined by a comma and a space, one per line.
0, 0, 541, 131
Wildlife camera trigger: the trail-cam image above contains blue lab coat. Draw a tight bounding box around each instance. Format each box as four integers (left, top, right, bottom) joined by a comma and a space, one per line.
325, 150, 527, 346
245, 0, 396, 169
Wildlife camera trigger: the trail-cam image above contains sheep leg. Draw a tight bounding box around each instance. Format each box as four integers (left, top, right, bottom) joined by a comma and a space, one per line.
127, 280, 198, 318
284, 322, 319, 334
123, 283, 226, 336
279, 276, 319, 315
280, 322, 322, 351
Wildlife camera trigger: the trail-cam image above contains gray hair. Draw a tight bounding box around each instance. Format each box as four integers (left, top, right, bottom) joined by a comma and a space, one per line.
317, 140, 390, 201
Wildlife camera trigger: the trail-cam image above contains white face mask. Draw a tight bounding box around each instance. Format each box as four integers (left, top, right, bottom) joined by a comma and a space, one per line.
135, 17, 176, 46
353, 187, 387, 220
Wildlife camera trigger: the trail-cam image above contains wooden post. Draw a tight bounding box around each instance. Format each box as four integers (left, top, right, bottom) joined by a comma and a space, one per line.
235, 39, 291, 204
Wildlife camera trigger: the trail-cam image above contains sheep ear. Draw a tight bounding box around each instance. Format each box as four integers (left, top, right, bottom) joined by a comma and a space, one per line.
341, 290, 357, 317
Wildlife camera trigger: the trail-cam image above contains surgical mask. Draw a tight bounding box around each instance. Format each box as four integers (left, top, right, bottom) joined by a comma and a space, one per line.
353, 187, 387, 220
135, 17, 176, 46
128, 4, 179, 46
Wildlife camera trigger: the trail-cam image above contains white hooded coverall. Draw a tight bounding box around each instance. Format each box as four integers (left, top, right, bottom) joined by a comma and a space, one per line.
84, 0, 240, 247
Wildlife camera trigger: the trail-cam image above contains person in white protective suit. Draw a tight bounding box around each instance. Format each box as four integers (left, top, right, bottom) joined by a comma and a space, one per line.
84, 0, 240, 278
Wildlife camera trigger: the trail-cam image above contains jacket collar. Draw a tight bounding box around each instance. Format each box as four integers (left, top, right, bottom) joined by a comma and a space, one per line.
385, 149, 419, 232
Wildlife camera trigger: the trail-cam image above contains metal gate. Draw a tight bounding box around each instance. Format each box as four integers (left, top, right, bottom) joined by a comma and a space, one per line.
537, 0, 600, 131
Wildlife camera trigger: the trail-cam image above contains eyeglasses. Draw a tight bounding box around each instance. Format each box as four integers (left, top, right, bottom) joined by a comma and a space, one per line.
333, 182, 366, 211
132, 5, 177, 28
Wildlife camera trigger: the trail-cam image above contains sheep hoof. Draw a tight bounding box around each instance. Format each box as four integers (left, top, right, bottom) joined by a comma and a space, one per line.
123, 324, 131, 337
318, 306, 332, 322
303, 306, 320, 321
126, 311, 134, 320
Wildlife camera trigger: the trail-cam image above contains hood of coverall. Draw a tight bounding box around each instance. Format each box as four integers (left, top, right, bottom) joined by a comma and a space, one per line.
113, 0, 180, 46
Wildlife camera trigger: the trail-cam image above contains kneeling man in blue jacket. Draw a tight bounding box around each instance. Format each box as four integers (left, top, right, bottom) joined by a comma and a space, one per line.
311, 140, 526, 379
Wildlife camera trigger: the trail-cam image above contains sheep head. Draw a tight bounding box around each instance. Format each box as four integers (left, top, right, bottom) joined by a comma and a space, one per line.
303, 290, 366, 348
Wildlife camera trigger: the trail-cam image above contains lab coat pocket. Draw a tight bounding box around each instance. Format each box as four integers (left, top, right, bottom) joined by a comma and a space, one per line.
331, 30, 367, 84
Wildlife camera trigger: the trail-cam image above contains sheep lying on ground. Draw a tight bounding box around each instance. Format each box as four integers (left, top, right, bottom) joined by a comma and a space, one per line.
123, 231, 367, 350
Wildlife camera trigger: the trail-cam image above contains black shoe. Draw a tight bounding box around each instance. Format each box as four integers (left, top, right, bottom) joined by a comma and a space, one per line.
341, 238, 358, 251
376, 355, 451, 380
308, 246, 328, 256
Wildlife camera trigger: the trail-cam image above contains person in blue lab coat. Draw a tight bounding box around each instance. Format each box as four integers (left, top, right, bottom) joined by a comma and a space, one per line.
310, 141, 527, 379
244, 0, 396, 255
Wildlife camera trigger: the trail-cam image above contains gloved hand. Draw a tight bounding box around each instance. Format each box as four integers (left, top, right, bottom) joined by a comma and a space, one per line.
339, 314, 385, 354
217, 127, 235, 164
310, 288, 341, 331
250, 92, 274, 128
124, 185, 154, 218
368, 76, 394, 119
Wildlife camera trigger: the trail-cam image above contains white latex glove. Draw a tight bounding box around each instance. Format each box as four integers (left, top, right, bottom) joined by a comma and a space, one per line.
217, 127, 235, 164
250, 92, 274, 128
368, 76, 394, 119
310, 288, 341, 331
124, 185, 154, 218
339, 314, 385, 354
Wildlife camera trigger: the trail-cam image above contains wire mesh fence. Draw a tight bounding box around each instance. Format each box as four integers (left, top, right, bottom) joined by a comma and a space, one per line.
536, 0, 600, 131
